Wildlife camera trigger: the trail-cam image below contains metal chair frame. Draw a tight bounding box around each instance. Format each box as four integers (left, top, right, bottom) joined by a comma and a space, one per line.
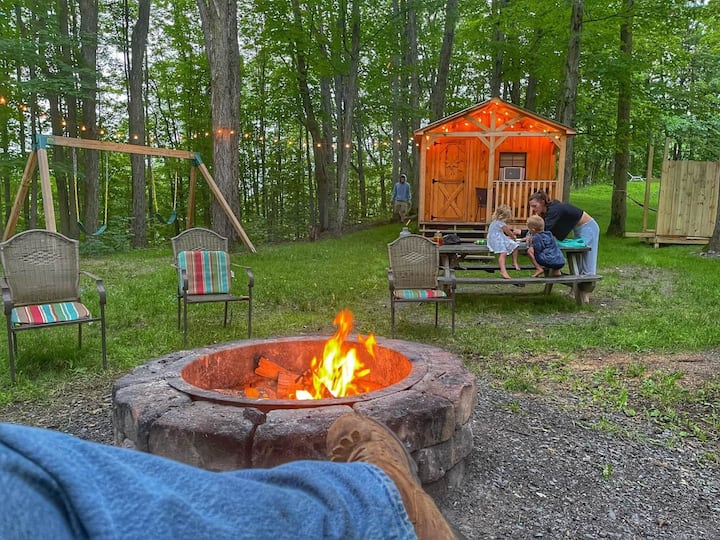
387, 234, 456, 338
0, 229, 107, 383
171, 228, 253, 345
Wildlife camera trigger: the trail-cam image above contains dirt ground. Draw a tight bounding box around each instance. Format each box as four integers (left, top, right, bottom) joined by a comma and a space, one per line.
1, 351, 719, 539
442, 352, 720, 539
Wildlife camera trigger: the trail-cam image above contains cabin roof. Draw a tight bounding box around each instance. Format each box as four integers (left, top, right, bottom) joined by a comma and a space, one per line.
413, 97, 576, 144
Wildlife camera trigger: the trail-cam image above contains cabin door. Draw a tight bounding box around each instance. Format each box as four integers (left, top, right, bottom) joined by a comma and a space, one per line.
427, 139, 469, 222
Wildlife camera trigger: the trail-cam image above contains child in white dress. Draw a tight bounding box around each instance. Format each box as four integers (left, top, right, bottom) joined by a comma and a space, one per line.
487, 204, 521, 279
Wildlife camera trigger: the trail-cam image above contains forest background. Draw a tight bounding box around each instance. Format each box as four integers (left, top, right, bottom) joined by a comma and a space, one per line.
0, 0, 718, 249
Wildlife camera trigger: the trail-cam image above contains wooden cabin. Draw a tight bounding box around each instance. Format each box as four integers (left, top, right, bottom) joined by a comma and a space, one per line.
414, 97, 575, 235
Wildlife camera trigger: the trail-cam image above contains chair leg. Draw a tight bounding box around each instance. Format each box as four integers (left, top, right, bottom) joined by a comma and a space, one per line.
7, 320, 15, 384
451, 299, 456, 335
247, 298, 252, 338
435, 302, 439, 327
223, 302, 229, 327
183, 298, 189, 346
177, 297, 182, 329
100, 305, 108, 369
390, 296, 396, 338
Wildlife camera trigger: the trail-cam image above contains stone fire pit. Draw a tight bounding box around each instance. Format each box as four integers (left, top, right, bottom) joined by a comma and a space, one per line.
112, 336, 476, 493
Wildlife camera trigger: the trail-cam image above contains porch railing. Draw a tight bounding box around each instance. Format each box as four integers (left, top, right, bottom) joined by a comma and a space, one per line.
491, 180, 557, 222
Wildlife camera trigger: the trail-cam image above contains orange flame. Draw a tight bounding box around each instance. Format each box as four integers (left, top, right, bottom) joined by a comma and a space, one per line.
296, 309, 373, 400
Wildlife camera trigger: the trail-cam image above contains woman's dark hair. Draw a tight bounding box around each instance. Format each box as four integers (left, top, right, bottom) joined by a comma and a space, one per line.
529, 190, 551, 205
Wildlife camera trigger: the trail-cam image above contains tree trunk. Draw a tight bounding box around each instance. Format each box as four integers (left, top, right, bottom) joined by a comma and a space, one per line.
706, 172, 720, 251
80, 0, 100, 235
353, 121, 367, 219
128, 0, 150, 247
391, 0, 402, 200
50, 0, 71, 235
403, 0, 419, 203
290, 0, 332, 232
334, 0, 360, 232
607, 0, 633, 237
490, 0, 509, 97
557, 0, 584, 203
429, 0, 459, 121
320, 75, 335, 229
197, 0, 242, 243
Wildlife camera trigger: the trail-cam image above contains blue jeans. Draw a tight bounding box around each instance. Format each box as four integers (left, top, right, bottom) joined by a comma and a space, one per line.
573, 218, 600, 275
0, 423, 416, 540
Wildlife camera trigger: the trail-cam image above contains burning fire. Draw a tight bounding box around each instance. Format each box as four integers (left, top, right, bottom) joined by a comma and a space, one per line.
295, 309, 374, 400
245, 309, 376, 400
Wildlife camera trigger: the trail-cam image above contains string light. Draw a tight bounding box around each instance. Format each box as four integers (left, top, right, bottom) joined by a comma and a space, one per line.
0, 96, 6, 105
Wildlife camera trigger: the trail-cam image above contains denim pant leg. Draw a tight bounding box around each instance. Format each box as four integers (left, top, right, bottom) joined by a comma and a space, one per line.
0, 423, 416, 540
574, 218, 600, 275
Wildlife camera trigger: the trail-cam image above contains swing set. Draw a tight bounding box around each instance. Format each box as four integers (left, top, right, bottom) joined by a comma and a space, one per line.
3, 134, 256, 253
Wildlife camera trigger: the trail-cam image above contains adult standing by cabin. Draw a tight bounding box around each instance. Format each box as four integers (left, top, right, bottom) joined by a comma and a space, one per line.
528, 191, 600, 303
392, 174, 411, 222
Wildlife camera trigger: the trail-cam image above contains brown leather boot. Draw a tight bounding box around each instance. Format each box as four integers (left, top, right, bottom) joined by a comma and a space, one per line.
327, 412, 459, 540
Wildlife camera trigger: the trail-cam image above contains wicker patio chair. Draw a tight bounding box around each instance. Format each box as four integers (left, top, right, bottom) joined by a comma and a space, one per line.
0, 229, 107, 384
387, 234, 456, 338
171, 228, 253, 345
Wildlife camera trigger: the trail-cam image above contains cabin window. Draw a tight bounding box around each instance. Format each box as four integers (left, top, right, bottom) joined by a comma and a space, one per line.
499, 153, 527, 181
499, 152, 526, 168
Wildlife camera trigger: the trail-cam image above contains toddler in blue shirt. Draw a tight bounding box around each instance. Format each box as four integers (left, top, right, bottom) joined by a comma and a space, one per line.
526, 214, 565, 277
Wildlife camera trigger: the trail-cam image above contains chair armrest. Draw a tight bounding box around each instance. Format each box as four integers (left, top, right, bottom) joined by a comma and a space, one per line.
170, 263, 189, 293
80, 271, 106, 305
1, 277, 14, 315
177, 268, 189, 293
231, 263, 254, 289
387, 268, 395, 291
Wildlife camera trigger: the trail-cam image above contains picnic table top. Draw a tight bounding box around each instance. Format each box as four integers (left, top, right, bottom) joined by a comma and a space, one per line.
438, 242, 589, 255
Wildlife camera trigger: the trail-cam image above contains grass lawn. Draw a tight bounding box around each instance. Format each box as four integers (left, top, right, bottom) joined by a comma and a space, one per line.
1, 182, 719, 447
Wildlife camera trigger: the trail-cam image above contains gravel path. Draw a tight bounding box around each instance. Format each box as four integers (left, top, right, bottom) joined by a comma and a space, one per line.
2, 374, 718, 539
442, 380, 720, 539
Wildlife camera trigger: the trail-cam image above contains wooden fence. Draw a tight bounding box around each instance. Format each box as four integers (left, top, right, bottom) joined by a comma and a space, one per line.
491, 180, 557, 222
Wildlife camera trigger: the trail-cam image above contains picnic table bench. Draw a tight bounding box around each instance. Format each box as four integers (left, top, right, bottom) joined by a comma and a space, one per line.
438, 242, 601, 304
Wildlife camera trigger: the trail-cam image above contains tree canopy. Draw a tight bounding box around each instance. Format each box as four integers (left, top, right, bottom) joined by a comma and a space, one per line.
0, 0, 717, 244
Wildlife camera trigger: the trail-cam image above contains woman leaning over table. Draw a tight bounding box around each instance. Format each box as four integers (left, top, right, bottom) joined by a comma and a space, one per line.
528, 190, 600, 302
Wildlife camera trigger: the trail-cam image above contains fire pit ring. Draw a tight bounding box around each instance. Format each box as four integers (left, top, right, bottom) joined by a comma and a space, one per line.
113, 336, 476, 494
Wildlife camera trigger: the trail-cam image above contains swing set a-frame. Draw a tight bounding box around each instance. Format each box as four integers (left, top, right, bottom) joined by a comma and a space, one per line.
2, 134, 256, 253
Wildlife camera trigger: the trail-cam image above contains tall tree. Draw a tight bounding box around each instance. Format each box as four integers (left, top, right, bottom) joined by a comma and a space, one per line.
429, 0, 459, 121
197, 0, 242, 242
127, 0, 151, 247
286, 0, 333, 232
607, 0, 634, 237
557, 0, 583, 202
80, 0, 100, 235
333, 0, 361, 232
489, 0, 509, 97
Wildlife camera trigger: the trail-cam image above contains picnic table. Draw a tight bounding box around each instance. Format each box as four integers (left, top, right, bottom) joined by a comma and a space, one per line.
438, 242, 601, 304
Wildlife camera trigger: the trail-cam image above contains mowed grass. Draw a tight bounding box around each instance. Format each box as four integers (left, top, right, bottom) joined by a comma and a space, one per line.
1, 182, 719, 445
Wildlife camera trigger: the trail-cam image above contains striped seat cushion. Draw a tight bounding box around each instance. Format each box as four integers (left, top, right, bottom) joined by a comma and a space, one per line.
177, 250, 230, 295
394, 289, 447, 300
11, 302, 91, 326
